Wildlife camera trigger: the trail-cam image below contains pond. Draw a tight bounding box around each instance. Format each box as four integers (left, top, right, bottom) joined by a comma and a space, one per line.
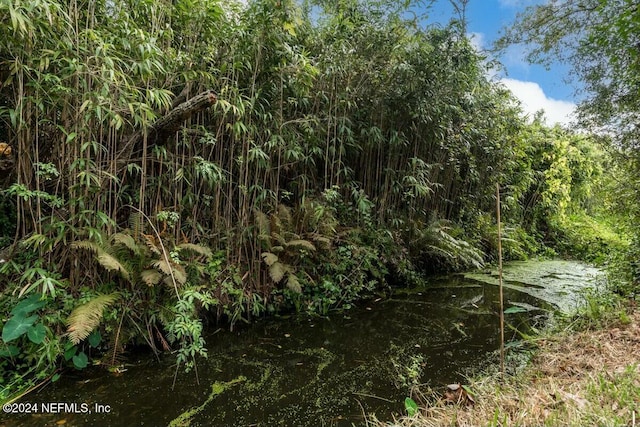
3, 260, 602, 427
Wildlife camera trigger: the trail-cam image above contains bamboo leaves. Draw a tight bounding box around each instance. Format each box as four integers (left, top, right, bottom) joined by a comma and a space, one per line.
0, 0, 564, 377
1, 0, 528, 278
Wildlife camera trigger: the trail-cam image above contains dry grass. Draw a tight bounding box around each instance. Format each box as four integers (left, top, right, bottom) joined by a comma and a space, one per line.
374, 310, 640, 427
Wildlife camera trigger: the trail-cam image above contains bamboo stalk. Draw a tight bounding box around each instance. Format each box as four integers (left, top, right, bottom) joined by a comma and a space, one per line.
496, 182, 505, 379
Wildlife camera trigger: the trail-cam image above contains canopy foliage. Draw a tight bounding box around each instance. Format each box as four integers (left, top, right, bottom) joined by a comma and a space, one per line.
0, 0, 619, 389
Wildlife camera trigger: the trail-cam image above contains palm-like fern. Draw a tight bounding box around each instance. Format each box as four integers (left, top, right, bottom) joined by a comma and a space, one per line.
71, 240, 133, 283
411, 218, 485, 270
70, 227, 214, 361
256, 205, 322, 293
66, 293, 120, 344
71, 230, 210, 289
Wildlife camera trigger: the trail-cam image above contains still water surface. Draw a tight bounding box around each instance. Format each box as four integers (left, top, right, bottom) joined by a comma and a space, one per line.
4, 260, 602, 426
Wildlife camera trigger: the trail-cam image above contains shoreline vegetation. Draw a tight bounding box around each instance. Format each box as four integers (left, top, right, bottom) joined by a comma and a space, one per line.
0, 0, 639, 422
373, 301, 639, 427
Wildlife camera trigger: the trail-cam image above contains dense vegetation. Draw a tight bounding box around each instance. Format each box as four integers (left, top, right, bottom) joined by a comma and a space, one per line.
0, 0, 628, 401
496, 0, 640, 288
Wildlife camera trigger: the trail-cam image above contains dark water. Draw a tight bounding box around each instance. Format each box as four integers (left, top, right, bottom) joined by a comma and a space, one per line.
2, 260, 601, 427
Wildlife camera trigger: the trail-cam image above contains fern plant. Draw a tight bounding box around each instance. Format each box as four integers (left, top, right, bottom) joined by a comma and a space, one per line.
71, 226, 214, 369
255, 204, 325, 293
410, 218, 485, 271
66, 293, 120, 345
71, 231, 211, 289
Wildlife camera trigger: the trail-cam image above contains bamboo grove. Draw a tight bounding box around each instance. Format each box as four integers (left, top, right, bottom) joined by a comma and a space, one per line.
0, 0, 614, 387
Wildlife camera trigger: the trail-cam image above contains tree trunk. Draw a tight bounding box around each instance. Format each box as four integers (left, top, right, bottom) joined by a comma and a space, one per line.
116, 90, 218, 161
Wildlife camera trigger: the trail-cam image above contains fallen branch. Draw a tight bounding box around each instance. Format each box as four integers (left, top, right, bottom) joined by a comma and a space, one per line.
117, 90, 217, 159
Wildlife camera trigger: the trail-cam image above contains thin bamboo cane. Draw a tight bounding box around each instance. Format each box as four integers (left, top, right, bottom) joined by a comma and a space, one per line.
496, 182, 505, 379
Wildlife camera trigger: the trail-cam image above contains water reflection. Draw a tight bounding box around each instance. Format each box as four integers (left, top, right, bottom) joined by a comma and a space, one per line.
4, 260, 601, 427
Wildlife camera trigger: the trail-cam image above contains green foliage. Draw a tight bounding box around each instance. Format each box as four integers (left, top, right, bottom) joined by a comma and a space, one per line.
165, 287, 218, 373
0, 0, 629, 399
72, 352, 88, 369
497, 0, 640, 149
469, 213, 543, 262
257, 202, 335, 298
70, 227, 218, 370
308, 238, 387, 314
547, 212, 629, 265
404, 397, 419, 417
66, 293, 120, 345
504, 306, 529, 315
386, 343, 425, 390
71, 227, 208, 291
0, 289, 71, 401
498, 0, 640, 296
409, 218, 485, 272
2, 294, 45, 343
1, 294, 54, 374
568, 288, 630, 331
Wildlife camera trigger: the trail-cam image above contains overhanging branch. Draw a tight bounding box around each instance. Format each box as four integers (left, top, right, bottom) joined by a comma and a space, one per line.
117, 90, 217, 160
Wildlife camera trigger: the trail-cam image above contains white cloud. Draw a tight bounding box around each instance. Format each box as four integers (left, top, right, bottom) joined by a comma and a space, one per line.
500, 78, 576, 127
468, 32, 485, 52
501, 45, 531, 75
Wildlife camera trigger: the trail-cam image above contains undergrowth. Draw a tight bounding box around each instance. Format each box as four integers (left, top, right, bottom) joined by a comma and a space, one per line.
373, 287, 637, 427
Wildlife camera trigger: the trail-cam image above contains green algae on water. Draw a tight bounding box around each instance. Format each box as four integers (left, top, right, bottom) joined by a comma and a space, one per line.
168, 376, 246, 427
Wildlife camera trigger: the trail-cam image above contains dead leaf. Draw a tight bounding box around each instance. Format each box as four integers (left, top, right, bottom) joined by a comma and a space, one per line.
443, 383, 475, 406
557, 389, 587, 409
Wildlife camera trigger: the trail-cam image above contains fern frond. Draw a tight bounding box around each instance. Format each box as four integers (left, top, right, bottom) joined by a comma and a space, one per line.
141, 269, 162, 286
254, 209, 270, 237
67, 293, 120, 345
71, 240, 102, 254
271, 232, 286, 245
172, 265, 187, 285
96, 253, 131, 281
152, 259, 173, 275
286, 239, 316, 251
163, 269, 187, 287
177, 243, 213, 258
268, 262, 285, 283
270, 213, 281, 237
277, 204, 292, 225
142, 233, 161, 255
261, 252, 278, 267
129, 211, 143, 237
73, 241, 131, 281
286, 274, 302, 293
111, 233, 140, 255
309, 233, 332, 248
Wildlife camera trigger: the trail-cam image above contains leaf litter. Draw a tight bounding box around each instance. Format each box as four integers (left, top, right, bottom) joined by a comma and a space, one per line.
374, 309, 640, 427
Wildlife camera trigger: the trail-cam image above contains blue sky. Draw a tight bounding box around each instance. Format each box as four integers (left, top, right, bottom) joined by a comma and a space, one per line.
421, 0, 577, 126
